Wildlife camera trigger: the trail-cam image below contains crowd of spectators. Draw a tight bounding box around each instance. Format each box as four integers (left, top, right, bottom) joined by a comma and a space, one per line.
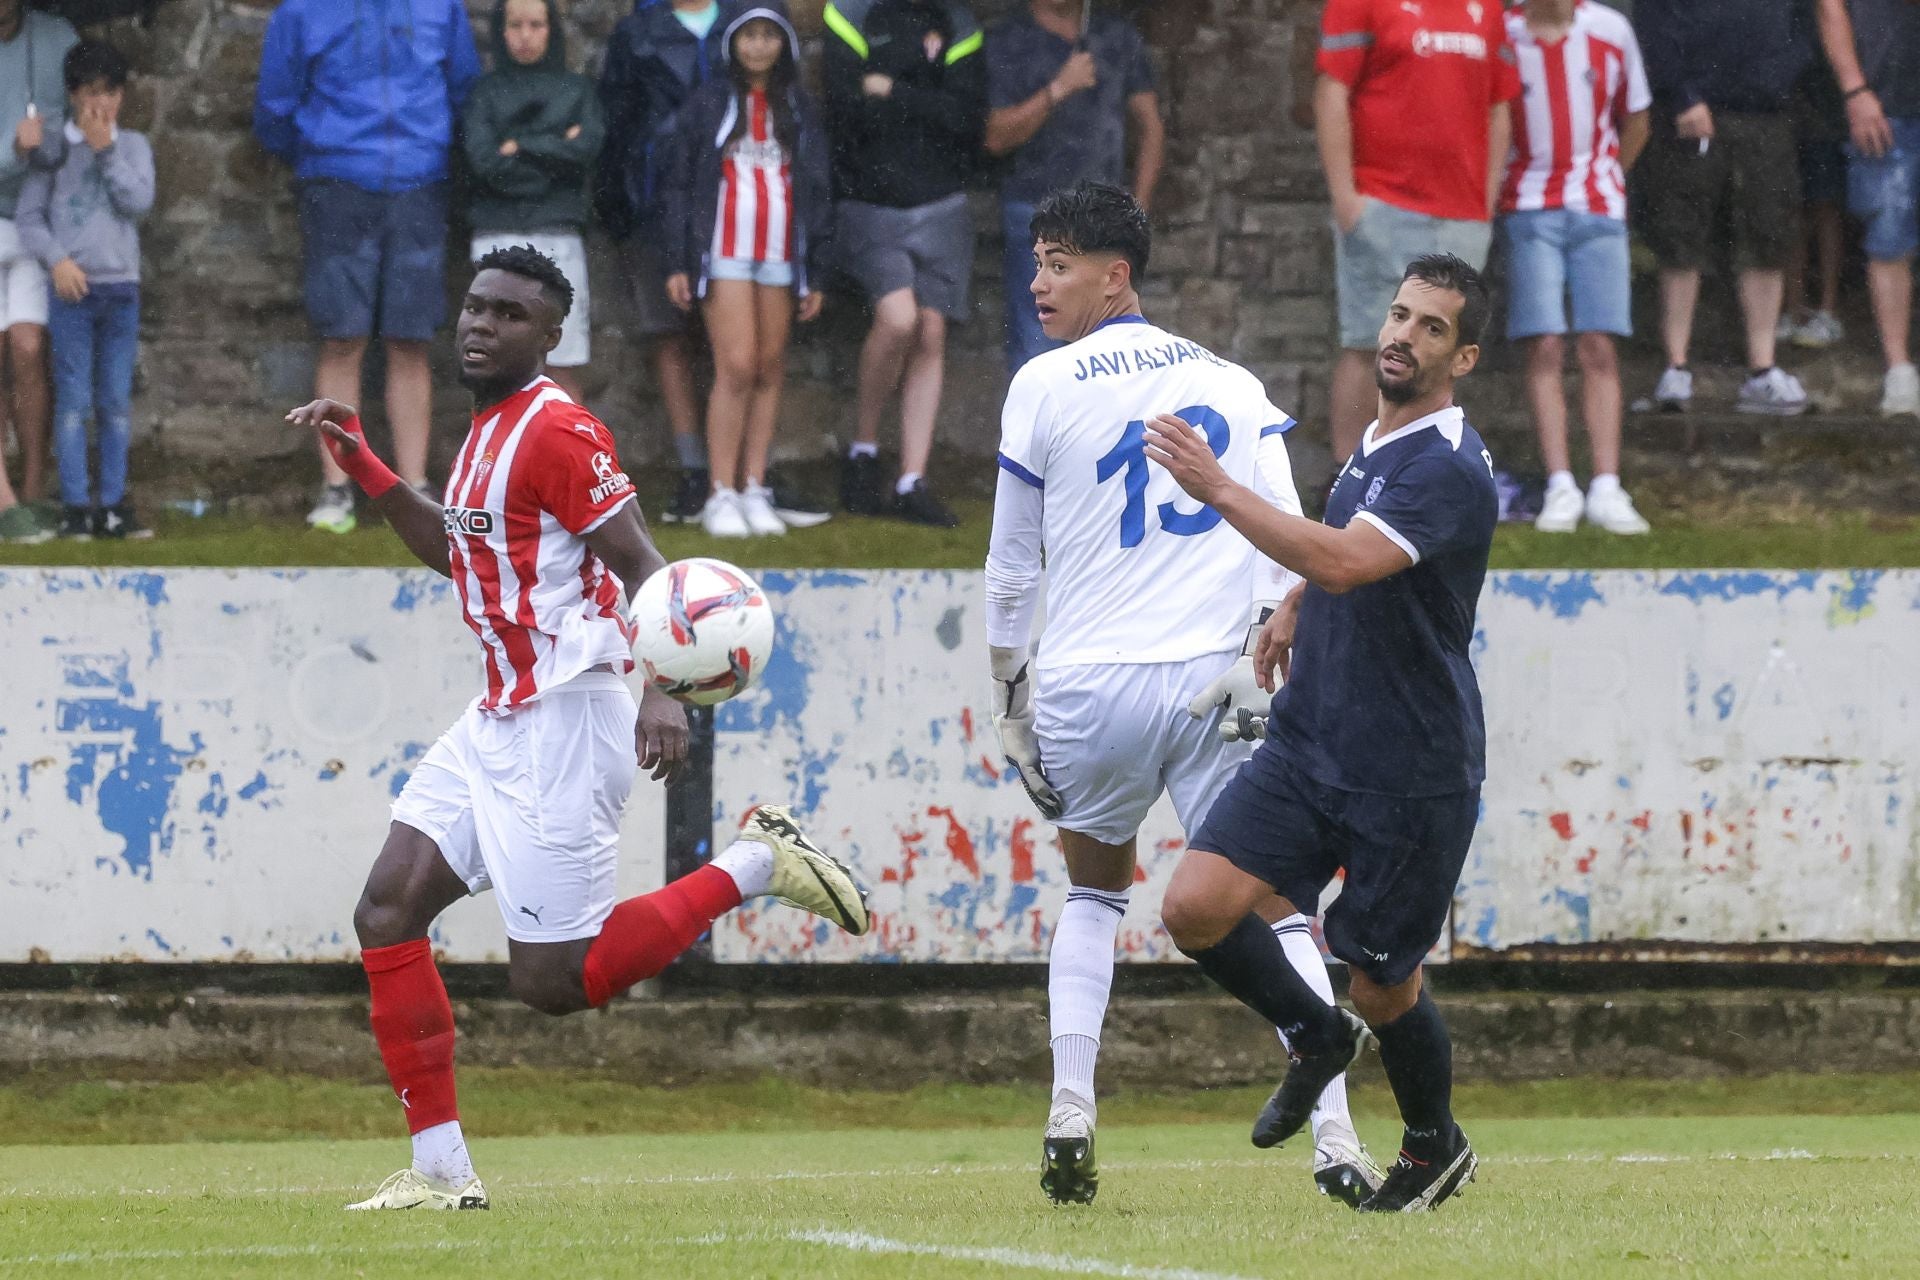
0, 0, 1913, 545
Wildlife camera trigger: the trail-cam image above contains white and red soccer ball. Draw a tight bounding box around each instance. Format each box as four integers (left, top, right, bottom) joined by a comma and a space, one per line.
629, 558, 775, 706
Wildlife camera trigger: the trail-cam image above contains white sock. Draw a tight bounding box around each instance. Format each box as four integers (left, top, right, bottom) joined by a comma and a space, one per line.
1270, 915, 1355, 1143
895, 471, 922, 495
1588, 473, 1621, 498
411, 1120, 476, 1188
847, 441, 878, 459
1547, 469, 1577, 494
712, 835, 776, 898
1049, 886, 1130, 1119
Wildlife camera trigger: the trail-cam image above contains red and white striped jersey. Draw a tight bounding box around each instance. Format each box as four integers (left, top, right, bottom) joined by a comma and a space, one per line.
1499, 1, 1650, 220
442, 377, 639, 713
711, 89, 793, 264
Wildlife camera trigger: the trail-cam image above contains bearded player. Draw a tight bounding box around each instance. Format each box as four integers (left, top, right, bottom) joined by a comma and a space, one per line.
290, 245, 870, 1212
985, 183, 1380, 1207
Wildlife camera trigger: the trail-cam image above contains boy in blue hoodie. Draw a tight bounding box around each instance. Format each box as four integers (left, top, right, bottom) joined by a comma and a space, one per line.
17, 40, 154, 539
464, 0, 604, 405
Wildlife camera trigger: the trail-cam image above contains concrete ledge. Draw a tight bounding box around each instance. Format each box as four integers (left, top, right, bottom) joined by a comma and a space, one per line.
6, 989, 1919, 1087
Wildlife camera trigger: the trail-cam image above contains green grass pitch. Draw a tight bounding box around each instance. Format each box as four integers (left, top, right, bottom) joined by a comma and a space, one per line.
2, 1073, 1915, 1278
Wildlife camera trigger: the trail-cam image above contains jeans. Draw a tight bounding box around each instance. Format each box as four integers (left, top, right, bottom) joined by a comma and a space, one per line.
999, 198, 1062, 373
1847, 117, 1920, 262
1500, 209, 1632, 340
49, 282, 140, 509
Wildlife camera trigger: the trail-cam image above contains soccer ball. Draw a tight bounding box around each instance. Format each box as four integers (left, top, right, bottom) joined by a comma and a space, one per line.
629, 558, 775, 706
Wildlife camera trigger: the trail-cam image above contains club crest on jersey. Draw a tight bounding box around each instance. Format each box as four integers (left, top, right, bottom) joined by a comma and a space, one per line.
588, 450, 632, 504
1365, 476, 1385, 506
666, 562, 764, 646
472, 450, 495, 486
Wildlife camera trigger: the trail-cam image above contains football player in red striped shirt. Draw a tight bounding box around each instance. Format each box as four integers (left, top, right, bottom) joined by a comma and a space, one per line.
289, 245, 869, 1212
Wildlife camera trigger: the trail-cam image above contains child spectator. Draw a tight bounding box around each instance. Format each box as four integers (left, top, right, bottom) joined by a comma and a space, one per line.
1500, 0, 1653, 535
598, 0, 731, 524
17, 39, 154, 539
661, 1, 832, 539
463, 0, 604, 405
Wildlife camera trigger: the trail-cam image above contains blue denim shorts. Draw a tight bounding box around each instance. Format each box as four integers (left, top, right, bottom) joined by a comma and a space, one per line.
708, 257, 793, 287
1334, 198, 1492, 349
297, 179, 449, 342
1847, 117, 1920, 262
1501, 209, 1632, 340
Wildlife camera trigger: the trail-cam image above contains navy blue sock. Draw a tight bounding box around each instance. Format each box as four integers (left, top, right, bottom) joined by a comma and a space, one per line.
1373, 986, 1455, 1158
1181, 914, 1342, 1054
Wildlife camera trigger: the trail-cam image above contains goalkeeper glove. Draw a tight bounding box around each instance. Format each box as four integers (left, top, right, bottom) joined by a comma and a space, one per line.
989, 645, 1063, 820
1187, 601, 1280, 743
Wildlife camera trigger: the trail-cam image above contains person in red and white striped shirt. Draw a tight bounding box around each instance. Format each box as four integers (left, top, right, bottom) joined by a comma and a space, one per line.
290, 244, 870, 1212
1498, 0, 1652, 535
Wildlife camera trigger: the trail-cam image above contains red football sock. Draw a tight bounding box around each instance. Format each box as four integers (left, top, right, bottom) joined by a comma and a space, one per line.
580, 865, 743, 1006
362, 939, 459, 1135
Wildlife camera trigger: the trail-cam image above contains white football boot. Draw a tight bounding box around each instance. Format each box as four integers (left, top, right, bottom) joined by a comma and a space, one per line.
345, 1168, 489, 1211
1041, 1101, 1098, 1204
740, 804, 871, 935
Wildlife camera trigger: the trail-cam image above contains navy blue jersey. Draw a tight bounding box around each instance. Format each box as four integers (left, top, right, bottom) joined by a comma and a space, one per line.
1268, 407, 1498, 797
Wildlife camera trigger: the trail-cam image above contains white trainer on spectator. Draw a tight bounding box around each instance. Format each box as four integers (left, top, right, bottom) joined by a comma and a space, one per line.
701, 488, 751, 538
306, 483, 357, 535
1792, 310, 1844, 348
1736, 367, 1809, 416
1651, 366, 1692, 412
739, 484, 788, 537
1585, 485, 1650, 535
1881, 363, 1920, 420
1534, 484, 1584, 533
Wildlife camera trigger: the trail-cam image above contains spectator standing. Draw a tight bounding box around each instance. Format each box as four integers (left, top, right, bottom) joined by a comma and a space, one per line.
597, 0, 729, 523
983, 0, 1162, 373
1818, 0, 1920, 419
660, 2, 833, 538
464, 0, 604, 406
1777, 49, 1849, 352
253, 0, 481, 533
1500, 0, 1652, 535
822, 0, 986, 527
17, 40, 154, 540
1636, 0, 1813, 416
0, 0, 76, 538
1314, 0, 1519, 464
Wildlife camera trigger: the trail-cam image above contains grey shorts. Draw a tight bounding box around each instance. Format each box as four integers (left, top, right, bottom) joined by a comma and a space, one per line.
619, 237, 690, 337
1334, 197, 1492, 350
834, 192, 975, 321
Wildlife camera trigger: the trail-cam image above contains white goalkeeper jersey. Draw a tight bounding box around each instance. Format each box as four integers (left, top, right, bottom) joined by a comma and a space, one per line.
988, 314, 1305, 670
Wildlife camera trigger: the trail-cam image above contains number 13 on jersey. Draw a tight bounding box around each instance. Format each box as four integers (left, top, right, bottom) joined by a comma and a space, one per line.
1094, 404, 1229, 548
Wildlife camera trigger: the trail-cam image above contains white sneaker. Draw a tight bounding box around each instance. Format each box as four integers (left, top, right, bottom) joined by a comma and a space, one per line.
1737, 366, 1809, 416
1774, 313, 1801, 344
305, 484, 357, 534
1793, 310, 1844, 348
1534, 485, 1584, 533
1313, 1128, 1386, 1209
1651, 366, 1692, 412
700, 488, 751, 538
739, 484, 788, 536
345, 1168, 488, 1211
1881, 363, 1920, 420
1585, 485, 1651, 535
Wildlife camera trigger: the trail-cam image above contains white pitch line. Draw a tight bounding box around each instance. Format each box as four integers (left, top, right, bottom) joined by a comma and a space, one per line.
0, 1240, 473, 1269
782, 1228, 1263, 1280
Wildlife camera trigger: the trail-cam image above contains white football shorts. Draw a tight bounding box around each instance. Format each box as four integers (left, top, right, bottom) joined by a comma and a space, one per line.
0, 218, 50, 330
1034, 654, 1252, 847
392, 670, 637, 942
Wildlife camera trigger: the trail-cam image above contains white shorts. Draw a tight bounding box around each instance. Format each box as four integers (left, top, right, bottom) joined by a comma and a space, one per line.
0, 218, 49, 330
391, 671, 637, 942
1034, 655, 1252, 846
471, 230, 591, 367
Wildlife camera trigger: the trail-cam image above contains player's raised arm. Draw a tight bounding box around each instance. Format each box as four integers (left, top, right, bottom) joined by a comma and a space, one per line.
287, 398, 452, 577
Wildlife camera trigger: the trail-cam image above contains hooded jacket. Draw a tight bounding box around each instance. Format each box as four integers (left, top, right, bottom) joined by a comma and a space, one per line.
595, 0, 731, 240
462, 0, 606, 233
659, 1, 834, 296
253, 0, 482, 194
821, 0, 985, 207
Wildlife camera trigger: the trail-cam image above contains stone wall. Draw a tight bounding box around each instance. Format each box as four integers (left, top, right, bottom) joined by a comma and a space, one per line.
82, 0, 1341, 494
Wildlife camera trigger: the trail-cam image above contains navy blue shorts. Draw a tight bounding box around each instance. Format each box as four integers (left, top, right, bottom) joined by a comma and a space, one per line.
1190, 744, 1479, 987
297, 179, 449, 342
